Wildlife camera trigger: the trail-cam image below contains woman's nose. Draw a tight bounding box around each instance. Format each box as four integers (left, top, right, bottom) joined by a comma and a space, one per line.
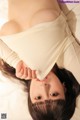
44, 83, 48, 86
44, 83, 50, 98
44, 83, 50, 89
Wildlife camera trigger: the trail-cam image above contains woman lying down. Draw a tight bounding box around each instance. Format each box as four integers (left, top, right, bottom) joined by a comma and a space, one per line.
0, 54, 80, 120
0, 0, 80, 120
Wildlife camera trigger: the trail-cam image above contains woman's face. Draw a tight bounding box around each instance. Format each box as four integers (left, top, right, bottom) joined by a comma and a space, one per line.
30, 71, 65, 103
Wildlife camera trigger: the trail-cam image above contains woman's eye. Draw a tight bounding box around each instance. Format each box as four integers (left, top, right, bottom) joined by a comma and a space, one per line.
35, 96, 42, 100
50, 92, 59, 97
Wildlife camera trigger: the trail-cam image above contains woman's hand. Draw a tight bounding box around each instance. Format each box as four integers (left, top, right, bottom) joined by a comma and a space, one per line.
16, 60, 37, 80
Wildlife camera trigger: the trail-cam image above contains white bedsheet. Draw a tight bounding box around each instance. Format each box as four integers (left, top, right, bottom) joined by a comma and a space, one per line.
0, 72, 32, 120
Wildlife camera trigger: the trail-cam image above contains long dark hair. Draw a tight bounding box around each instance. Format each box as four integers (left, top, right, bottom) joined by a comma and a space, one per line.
0, 58, 29, 90
0, 59, 80, 120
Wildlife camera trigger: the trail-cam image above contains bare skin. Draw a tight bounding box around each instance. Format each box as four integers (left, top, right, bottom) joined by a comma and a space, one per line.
0, 0, 61, 80
0, 0, 61, 35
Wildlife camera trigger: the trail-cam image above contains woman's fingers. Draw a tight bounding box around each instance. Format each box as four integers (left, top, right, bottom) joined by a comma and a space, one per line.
16, 61, 37, 80
32, 70, 37, 79
25, 68, 32, 80
25, 69, 37, 80
16, 67, 24, 78
20, 67, 28, 79
16, 60, 23, 73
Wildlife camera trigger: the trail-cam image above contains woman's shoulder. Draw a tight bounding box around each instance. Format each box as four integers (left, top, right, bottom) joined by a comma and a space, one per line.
0, 20, 21, 36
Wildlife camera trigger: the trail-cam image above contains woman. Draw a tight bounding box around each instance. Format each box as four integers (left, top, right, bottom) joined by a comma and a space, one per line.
0, 0, 80, 119
0, 60, 80, 120
0, 44, 80, 119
